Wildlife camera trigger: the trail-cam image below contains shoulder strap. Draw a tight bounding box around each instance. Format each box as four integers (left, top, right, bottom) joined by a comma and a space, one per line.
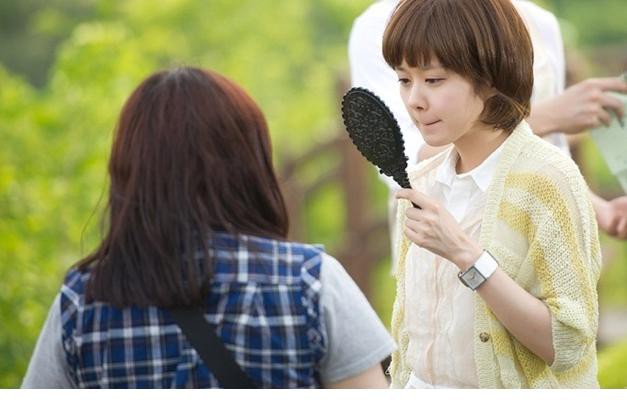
168, 308, 256, 389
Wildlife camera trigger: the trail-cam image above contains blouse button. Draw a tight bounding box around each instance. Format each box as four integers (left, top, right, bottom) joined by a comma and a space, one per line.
479, 332, 490, 343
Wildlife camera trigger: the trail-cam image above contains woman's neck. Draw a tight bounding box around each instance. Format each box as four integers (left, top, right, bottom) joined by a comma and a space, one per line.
453, 125, 509, 174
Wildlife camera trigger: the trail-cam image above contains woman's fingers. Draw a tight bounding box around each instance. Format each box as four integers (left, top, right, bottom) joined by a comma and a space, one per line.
592, 77, 627, 94
403, 225, 422, 246
599, 93, 624, 117
597, 107, 613, 128
599, 93, 624, 126
395, 188, 432, 209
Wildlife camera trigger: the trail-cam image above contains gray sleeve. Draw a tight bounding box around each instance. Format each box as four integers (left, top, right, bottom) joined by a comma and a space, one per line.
317, 253, 396, 385
21, 294, 75, 388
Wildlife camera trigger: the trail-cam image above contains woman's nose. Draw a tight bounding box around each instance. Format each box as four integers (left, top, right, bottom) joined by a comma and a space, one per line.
405, 84, 427, 111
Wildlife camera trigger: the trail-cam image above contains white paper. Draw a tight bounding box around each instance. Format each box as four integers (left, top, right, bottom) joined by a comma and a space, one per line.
590, 91, 627, 192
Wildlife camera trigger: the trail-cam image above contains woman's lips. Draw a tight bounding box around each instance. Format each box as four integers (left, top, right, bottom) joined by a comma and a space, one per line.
421, 120, 441, 127
411, 115, 441, 128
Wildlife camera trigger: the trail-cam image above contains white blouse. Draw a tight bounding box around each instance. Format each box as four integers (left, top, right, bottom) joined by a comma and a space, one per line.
404, 144, 504, 388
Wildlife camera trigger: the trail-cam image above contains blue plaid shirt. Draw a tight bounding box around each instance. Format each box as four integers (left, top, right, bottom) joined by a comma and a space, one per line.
60, 233, 326, 388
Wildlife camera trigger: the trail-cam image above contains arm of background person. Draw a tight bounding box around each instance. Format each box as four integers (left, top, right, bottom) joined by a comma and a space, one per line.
589, 192, 627, 239
527, 77, 627, 136
527, 77, 627, 239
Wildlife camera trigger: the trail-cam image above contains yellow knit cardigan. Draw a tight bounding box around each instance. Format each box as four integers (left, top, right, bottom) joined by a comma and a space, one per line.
389, 122, 602, 388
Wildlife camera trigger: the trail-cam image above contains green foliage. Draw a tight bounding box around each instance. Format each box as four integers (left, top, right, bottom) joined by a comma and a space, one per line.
1, 0, 626, 388
0, 0, 97, 87
543, 0, 627, 46
598, 338, 627, 388
371, 257, 395, 328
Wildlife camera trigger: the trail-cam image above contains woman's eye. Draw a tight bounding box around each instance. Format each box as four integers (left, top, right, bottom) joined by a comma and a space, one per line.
398, 78, 410, 85
425, 78, 444, 84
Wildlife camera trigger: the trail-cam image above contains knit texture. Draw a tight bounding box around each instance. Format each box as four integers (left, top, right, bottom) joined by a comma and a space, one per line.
389, 121, 601, 388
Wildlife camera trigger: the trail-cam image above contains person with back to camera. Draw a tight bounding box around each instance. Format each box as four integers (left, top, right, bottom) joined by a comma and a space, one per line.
383, 0, 601, 388
21, 67, 395, 389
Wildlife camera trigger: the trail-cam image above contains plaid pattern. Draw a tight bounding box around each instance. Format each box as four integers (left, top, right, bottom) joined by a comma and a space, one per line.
60, 233, 326, 388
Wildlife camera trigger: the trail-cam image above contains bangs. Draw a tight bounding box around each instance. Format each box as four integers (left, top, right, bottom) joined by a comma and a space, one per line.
383, 0, 483, 78
383, 0, 436, 68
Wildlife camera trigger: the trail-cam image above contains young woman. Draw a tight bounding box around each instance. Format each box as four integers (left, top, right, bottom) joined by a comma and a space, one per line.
21, 67, 395, 388
382, 0, 601, 388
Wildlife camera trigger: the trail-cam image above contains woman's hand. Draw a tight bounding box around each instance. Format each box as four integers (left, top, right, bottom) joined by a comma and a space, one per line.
395, 188, 482, 270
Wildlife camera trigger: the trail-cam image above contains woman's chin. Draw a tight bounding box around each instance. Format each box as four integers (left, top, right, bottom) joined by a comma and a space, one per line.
421, 134, 450, 148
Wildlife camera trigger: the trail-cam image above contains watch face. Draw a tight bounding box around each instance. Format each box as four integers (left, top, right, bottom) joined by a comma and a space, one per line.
463, 267, 484, 290
458, 251, 497, 290
467, 269, 479, 287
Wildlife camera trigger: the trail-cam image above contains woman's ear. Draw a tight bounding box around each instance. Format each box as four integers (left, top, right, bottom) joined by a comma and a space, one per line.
482, 85, 499, 100
473, 81, 497, 101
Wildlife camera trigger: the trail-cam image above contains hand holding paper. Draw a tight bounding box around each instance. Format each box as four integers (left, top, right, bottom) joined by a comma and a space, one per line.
590, 76, 627, 193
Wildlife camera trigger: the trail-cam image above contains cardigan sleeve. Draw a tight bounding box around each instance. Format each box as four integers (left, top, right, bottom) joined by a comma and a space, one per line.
388, 197, 413, 388
522, 171, 601, 373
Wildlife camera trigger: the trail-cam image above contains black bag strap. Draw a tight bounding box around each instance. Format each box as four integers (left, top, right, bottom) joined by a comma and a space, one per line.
168, 308, 256, 389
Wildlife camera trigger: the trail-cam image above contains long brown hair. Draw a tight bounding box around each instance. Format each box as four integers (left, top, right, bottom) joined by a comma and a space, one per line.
78, 67, 289, 308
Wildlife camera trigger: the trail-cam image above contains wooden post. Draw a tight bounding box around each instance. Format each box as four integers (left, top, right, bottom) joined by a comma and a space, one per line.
277, 75, 391, 300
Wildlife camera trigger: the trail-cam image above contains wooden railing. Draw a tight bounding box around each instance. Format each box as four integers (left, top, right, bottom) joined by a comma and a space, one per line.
278, 80, 389, 299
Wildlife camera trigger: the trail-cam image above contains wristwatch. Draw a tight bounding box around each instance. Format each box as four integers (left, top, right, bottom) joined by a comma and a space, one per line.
457, 250, 498, 290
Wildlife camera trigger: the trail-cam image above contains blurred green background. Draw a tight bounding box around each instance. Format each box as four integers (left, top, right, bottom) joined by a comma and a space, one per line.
1, 0, 626, 388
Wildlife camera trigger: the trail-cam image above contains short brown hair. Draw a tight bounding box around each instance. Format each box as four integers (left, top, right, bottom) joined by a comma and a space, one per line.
383, 0, 534, 133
